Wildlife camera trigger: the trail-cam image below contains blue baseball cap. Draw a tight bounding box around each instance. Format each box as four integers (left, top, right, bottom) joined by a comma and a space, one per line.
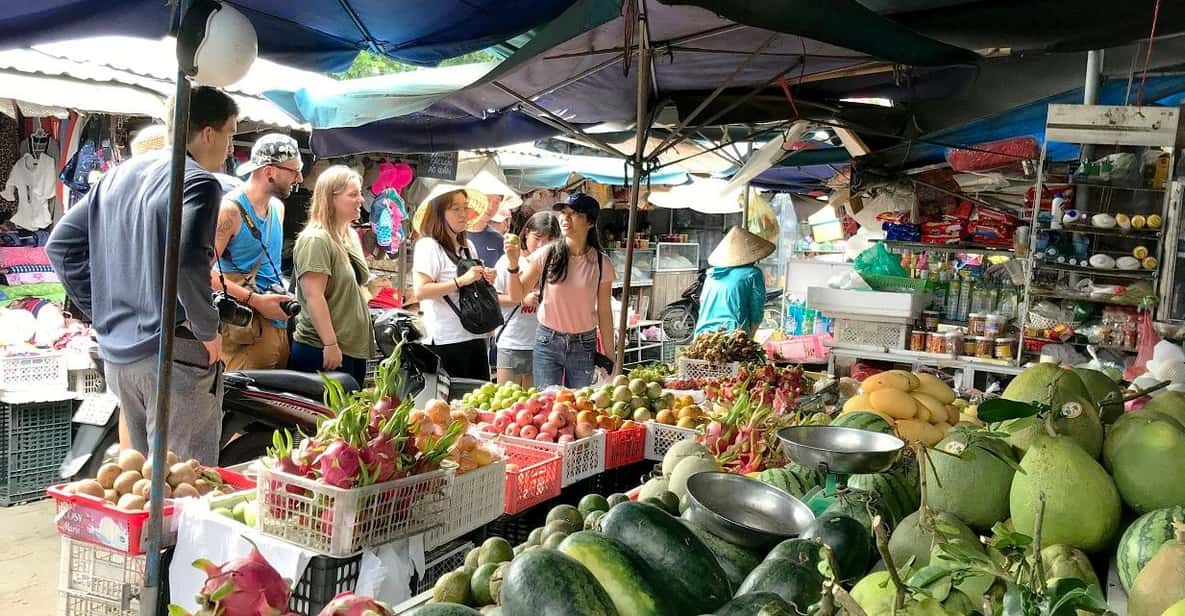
553, 192, 600, 220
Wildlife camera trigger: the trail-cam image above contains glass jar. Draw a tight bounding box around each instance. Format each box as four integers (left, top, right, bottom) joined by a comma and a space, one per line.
984, 314, 1008, 338
945, 331, 963, 355
975, 336, 995, 359
927, 332, 946, 354
910, 330, 928, 351
922, 310, 941, 331
995, 337, 1015, 360
963, 334, 978, 356
968, 313, 987, 337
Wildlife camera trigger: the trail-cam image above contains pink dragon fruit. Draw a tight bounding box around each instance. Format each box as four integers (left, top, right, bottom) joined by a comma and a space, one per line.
316, 592, 394, 616
316, 438, 362, 488
182, 538, 292, 616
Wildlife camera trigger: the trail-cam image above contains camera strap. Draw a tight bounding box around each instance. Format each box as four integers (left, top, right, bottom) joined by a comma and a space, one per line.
230, 194, 284, 290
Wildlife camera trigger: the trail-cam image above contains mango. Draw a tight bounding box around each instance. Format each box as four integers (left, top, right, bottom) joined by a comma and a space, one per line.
869, 388, 917, 419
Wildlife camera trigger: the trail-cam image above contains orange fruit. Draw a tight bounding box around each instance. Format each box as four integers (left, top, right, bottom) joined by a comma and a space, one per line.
620, 420, 636, 431
577, 410, 596, 425
656, 409, 676, 425
596, 416, 614, 430
677, 406, 700, 420
677, 417, 698, 429
575, 398, 594, 412
556, 389, 576, 404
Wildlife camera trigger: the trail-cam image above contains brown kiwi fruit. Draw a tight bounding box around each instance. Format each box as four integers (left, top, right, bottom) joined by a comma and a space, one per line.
96, 463, 122, 489
73, 479, 105, 499
112, 470, 142, 495
117, 449, 146, 473
171, 483, 199, 499
116, 493, 146, 511
103, 489, 119, 503
167, 463, 197, 488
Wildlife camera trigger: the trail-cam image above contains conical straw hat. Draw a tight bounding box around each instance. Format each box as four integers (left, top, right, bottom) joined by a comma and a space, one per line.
708, 225, 776, 267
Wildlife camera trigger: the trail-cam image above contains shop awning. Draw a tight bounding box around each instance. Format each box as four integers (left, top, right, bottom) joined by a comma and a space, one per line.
0, 0, 582, 72
0, 37, 325, 129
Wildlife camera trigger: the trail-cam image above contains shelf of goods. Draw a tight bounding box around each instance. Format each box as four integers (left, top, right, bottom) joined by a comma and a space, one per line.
882, 239, 1016, 257
1020, 104, 1185, 364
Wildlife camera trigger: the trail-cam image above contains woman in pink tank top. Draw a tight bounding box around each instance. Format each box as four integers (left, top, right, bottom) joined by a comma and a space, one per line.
515, 193, 616, 387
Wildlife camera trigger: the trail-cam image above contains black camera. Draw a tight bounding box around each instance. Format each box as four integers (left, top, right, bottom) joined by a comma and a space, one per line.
265, 282, 302, 317
213, 291, 253, 327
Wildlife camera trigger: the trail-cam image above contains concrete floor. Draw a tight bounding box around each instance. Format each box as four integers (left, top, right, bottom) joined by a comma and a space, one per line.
1, 499, 60, 615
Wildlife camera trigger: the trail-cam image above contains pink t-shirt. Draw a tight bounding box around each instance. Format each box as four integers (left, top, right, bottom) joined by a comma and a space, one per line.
532, 246, 614, 333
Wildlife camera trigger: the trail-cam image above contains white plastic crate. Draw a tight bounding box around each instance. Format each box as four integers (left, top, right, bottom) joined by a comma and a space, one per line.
644, 421, 700, 461
69, 368, 106, 395
497, 430, 606, 487
807, 286, 932, 319
0, 350, 68, 392
676, 357, 742, 381
257, 461, 454, 558
424, 458, 506, 550
58, 537, 145, 613
59, 590, 135, 616
830, 316, 911, 350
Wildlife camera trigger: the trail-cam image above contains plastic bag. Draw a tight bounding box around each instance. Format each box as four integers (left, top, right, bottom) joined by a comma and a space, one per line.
746, 192, 780, 243
1124, 312, 1161, 380
852, 243, 908, 277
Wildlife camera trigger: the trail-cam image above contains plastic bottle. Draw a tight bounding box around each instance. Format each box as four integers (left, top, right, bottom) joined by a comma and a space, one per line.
1050, 192, 1065, 230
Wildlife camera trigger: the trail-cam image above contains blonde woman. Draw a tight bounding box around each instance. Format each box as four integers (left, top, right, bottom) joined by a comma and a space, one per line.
288, 165, 375, 384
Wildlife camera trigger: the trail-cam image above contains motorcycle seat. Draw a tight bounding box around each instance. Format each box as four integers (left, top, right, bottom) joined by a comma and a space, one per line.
235, 370, 360, 399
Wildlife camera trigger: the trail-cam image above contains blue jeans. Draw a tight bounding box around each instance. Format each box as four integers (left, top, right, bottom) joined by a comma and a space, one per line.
287, 341, 368, 387
532, 325, 597, 389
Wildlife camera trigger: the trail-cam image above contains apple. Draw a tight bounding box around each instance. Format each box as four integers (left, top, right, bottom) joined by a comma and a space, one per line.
492, 415, 510, 430
503, 424, 520, 436
519, 425, 539, 439
515, 410, 533, 427
533, 412, 548, 426
535, 432, 555, 442
575, 422, 596, 439
557, 434, 574, 444
547, 411, 566, 427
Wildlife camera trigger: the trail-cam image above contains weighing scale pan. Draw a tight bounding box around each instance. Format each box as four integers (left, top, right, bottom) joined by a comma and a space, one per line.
777, 425, 905, 475
684, 472, 815, 548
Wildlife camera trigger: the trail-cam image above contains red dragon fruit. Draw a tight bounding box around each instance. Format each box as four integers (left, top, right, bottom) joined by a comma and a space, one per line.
316, 438, 363, 488
176, 538, 293, 616
315, 592, 394, 616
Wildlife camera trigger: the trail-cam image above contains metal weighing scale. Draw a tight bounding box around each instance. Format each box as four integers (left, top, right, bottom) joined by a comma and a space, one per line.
776, 425, 906, 516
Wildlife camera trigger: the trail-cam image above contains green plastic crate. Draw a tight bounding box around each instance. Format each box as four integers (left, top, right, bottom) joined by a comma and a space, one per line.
1, 397, 73, 506
860, 273, 940, 294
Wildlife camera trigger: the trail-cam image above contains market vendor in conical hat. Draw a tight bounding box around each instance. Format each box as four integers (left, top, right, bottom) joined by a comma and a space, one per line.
694, 225, 776, 337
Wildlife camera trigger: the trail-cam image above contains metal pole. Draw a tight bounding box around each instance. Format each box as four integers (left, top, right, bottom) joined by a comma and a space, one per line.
142, 3, 192, 611
141, 68, 191, 615
1084, 50, 1104, 105
615, 1, 652, 371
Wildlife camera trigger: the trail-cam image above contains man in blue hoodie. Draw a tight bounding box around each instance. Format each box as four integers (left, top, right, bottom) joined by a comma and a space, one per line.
47, 86, 239, 464
694, 226, 776, 337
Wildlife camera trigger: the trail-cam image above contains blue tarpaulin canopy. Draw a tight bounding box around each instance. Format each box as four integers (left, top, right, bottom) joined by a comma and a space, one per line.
0, 0, 581, 71
294, 0, 980, 154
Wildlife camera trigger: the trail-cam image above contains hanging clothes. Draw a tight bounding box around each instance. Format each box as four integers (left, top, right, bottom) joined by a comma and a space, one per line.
370, 188, 407, 254
2, 152, 57, 230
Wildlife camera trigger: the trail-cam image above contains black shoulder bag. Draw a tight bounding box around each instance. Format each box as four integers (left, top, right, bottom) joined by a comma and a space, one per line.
441, 243, 504, 334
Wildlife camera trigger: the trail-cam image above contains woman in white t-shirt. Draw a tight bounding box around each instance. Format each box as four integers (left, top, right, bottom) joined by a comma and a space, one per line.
413, 188, 521, 380
493, 212, 561, 386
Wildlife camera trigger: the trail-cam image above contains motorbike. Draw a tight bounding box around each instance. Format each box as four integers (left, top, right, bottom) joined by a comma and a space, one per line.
658, 269, 784, 344
60, 310, 490, 479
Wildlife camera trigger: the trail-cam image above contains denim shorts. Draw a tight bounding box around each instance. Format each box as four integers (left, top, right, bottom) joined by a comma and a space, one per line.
532, 325, 597, 389
496, 348, 533, 375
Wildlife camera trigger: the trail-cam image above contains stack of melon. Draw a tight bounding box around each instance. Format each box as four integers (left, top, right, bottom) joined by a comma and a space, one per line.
840, 370, 960, 446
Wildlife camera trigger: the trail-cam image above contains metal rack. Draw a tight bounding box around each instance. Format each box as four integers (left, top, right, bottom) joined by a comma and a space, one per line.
1020, 104, 1185, 363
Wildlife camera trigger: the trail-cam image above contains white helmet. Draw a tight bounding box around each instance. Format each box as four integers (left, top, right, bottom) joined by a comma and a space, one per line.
178, 0, 258, 87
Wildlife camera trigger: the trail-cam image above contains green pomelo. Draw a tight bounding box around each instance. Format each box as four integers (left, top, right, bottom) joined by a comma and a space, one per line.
1138, 391, 1185, 427
887, 510, 980, 569
1073, 367, 1125, 424
1108, 417, 1185, 513
1129, 524, 1185, 616
478, 537, 514, 565
925, 432, 1016, 529
1009, 434, 1121, 553
1000, 363, 1103, 458
1041, 544, 1099, 587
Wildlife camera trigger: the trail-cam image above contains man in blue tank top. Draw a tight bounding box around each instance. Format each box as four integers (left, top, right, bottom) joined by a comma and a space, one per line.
212, 134, 302, 369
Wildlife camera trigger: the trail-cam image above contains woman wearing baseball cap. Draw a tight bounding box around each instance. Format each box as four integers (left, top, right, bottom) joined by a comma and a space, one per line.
694, 225, 775, 337
513, 193, 615, 387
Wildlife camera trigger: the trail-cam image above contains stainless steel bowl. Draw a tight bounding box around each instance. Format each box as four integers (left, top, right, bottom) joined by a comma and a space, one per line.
777, 425, 905, 475
684, 472, 816, 549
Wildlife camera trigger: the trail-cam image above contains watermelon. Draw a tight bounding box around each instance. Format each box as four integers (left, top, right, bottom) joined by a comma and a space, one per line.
407, 604, 482, 615
767, 538, 823, 571
831, 411, 895, 434
680, 517, 763, 590
712, 592, 796, 616
601, 501, 732, 613
802, 513, 871, 582
1117, 505, 1185, 592
847, 458, 920, 528
499, 549, 616, 616
757, 465, 821, 499
557, 531, 674, 616
735, 558, 823, 613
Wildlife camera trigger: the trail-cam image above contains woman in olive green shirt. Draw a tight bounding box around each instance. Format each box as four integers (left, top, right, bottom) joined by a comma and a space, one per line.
288, 165, 375, 384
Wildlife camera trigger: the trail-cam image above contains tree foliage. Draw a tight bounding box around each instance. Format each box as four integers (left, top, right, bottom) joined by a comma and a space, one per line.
332, 50, 497, 80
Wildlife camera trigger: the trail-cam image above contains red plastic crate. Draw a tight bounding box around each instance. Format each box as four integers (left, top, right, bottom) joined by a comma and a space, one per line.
502, 442, 561, 515
48, 467, 253, 555
765, 334, 832, 363
604, 426, 646, 469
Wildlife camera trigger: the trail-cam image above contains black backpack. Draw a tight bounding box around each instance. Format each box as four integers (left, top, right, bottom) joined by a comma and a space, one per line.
441, 244, 504, 334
